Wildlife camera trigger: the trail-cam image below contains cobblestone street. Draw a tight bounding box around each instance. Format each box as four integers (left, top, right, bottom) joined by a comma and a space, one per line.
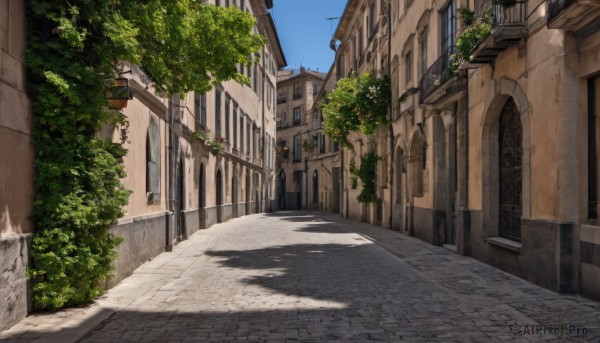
2, 212, 600, 342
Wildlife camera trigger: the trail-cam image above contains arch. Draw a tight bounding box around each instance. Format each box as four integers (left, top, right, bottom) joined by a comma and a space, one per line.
481, 77, 531, 240
408, 130, 427, 198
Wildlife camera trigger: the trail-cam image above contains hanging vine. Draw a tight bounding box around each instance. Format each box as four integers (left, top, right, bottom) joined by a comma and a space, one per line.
349, 152, 381, 204
26, 0, 264, 310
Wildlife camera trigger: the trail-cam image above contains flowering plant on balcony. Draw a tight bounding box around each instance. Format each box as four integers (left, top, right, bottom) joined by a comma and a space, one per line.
321, 73, 391, 149
215, 135, 226, 143
450, 7, 493, 72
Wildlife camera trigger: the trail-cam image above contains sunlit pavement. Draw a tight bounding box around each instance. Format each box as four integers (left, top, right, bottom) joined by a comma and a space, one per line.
2, 211, 600, 342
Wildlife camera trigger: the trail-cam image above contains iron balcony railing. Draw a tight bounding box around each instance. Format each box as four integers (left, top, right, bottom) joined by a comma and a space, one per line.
548, 0, 576, 23
477, 0, 527, 28
419, 46, 455, 103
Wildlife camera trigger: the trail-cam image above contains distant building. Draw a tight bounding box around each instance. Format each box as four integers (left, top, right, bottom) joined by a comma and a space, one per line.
275, 68, 329, 210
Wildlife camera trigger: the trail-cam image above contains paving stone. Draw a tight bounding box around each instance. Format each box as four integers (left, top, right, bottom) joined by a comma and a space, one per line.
2, 212, 600, 342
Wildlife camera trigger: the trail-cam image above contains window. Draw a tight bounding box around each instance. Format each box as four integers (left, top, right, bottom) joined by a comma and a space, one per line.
441, 0, 456, 54
293, 107, 301, 125
313, 82, 320, 96
240, 116, 244, 154
293, 135, 302, 162
215, 91, 222, 136
293, 83, 302, 99
369, 2, 376, 35
405, 50, 413, 84
336, 54, 345, 80
216, 0, 220, 6
318, 133, 326, 154
278, 90, 287, 104
240, 0, 244, 11
194, 93, 207, 128
333, 141, 340, 152
225, 98, 230, 142
233, 105, 238, 148
419, 29, 428, 80
146, 116, 161, 204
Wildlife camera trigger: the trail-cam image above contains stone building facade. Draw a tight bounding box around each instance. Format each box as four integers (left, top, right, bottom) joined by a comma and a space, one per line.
0, 0, 285, 330
0, 0, 34, 331
331, 0, 600, 300
275, 68, 329, 210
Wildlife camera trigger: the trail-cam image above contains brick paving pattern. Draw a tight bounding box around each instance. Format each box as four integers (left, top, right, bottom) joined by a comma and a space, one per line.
1, 211, 599, 342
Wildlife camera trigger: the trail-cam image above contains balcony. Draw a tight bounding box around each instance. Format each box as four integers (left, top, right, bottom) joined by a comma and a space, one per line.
469, 1, 527, 64
548, 0, 600, 32
277, 95, 287, 104
419, 47, 466, 105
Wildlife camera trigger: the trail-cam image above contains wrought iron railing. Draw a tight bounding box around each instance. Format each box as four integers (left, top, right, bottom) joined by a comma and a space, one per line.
548, 0, 576, 23
419, 46, 455, 102
477, 0, 527, 28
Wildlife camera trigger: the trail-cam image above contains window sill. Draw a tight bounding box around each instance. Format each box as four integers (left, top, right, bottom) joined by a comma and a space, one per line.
487, 237, 521, 253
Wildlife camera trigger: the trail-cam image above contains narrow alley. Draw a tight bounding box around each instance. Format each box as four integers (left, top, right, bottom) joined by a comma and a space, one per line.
2, 212, 599, 342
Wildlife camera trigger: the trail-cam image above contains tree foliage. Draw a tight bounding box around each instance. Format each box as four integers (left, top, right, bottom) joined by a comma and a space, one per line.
27, 0, 264, 310
320, 73, 390, 148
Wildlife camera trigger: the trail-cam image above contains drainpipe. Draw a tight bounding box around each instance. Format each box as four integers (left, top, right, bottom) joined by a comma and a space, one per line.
387, 0, 394, 230
166, 96, 175, 252
261, 43, 266, 213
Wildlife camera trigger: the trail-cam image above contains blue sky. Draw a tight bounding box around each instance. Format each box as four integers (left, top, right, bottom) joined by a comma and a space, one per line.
270, 1, 347, 73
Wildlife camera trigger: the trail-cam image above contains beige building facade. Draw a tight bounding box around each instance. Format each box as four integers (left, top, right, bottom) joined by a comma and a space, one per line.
0, 0, 285, 330
0, 0, 34, 331
275, 68, 332, 210
332, 0, 600, 299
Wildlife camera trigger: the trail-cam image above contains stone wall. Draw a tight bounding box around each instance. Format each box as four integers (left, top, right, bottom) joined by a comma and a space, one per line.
107, 213, 167, 288
0, 235, 31, 331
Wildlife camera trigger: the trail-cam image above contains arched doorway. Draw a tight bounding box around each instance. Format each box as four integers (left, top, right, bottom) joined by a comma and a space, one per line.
199, 163, 205, 208
312, 170, 319, 208
278, 170, 286, 210
199, 162, 205, 229
498, 98, 522, 241
176, 157, 185, 242
216, 169, 223, 223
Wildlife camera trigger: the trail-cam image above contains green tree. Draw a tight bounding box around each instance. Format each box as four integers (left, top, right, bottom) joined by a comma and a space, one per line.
320, 73, 390, 148
27, 0, 265, 310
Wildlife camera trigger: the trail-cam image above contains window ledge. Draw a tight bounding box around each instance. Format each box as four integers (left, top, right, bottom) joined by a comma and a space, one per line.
487, 237, 522, 253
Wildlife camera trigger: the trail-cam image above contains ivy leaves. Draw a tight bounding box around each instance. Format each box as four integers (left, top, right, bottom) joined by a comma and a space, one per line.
350, 152, 381, 204
320, 73, 391, 149
26, 0, 264, 310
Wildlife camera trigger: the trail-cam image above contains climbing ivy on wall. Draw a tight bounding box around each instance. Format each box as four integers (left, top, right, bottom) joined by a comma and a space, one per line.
26, 0, 264, 310
349, 152, 381, 204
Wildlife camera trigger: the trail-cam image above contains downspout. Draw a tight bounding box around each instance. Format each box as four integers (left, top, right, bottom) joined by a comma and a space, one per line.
387, 0, 394, 230
261, 43, 266, 213
166, 96, 175, 252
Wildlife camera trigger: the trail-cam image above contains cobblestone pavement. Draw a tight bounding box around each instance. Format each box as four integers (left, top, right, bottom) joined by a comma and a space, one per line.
2, 211, 600, 342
